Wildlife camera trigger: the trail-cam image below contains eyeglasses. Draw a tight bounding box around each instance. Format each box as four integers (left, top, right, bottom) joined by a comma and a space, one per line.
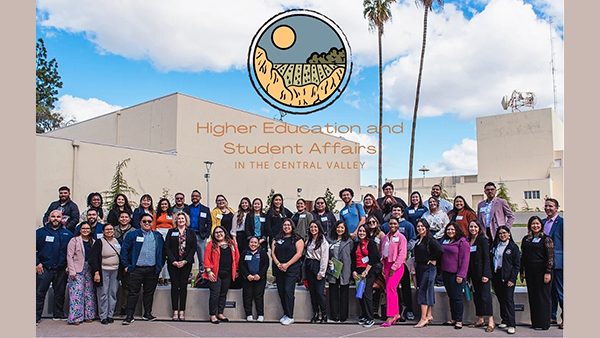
141, 220, 153, 224
485, 188, 496, 192
175, 197, 184, 200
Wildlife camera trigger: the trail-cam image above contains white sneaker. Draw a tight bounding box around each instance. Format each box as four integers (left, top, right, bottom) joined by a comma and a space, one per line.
246, 315, 253, 322
280, 315, 288, 323
257, 316, 264, 322
282, 317, 294, 325
507, 327, 516, 334
498, 323, 507, 329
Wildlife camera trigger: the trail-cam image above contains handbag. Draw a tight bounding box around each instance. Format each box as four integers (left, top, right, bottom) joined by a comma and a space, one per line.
464, 282, 473, 301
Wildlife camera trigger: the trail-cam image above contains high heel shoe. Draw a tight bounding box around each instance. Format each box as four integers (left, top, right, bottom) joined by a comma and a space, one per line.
381, 314, 400, 327
179, 311, 185, 321
414, 320, 428, 328
172, 311, 178, 321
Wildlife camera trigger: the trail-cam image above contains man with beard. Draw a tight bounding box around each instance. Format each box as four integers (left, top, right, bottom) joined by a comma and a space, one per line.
43, 186, 80, 233
338, 188, 365, 240
423, 184, 453, 213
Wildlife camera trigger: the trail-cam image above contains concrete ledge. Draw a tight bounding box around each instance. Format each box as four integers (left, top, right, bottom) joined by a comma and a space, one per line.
43, 285, 533, 324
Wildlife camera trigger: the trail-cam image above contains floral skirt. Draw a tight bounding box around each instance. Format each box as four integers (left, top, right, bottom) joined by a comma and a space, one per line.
68, 261, 96, 323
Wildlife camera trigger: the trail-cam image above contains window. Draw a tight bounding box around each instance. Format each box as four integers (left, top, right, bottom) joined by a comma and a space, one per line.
524, 190, 540, 199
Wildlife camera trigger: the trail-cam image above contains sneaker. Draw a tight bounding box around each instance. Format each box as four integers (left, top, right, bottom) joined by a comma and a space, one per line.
282, 317, 294, 325
363, 319, 375, 328
507, 327, 516, 334
257, 316, 264, 322
101, 319, 108, 325
36, 320, 40, 326
107, 317, 114, 324
358, 317, 366, 325
406, 312, 415, 320
280, 315, 288, 323
497, 323, 507, 329
246, 315, 253, 322
53, 317, 67, 321
269, 282, 278, 289
142, 314, 157, 321
122, 317, 134, 325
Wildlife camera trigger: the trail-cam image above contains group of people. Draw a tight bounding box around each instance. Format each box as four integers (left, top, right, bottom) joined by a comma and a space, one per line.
36, 182, 564, 333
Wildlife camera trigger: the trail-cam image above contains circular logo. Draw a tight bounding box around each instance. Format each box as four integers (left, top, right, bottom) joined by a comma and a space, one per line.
248, 9, 352, 115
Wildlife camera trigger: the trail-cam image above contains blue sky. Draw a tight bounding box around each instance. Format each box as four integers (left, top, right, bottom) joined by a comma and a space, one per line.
36, 0, 564, 186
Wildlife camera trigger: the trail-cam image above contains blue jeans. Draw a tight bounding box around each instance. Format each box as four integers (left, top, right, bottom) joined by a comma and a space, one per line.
442, 271, 465, 322
196, 235, 206, 273
36, 267, 68, 321
552, 269, 564, 320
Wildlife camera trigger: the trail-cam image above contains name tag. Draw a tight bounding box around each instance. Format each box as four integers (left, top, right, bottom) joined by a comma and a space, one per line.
245, 255, 253, 261
299, 214, 306, 219
392, 237, 400, 243
136, 236, 144, 242
342, 209, 348, 215
480, 210, 485, 213
277, 240, 284, 245
470, 245, 477, 252
456, 215, 463, 220
115, 243, 121, 249
374, 237, 380, 244
532, 238, 541, 243
408, 209, 415, 214
45, 236, 55, 242
217, 214, 223, 220
200, 212, 207, 218
166, 215, 173, 220
442, 239, 450, 244
321, 216, 328, 222
361, 256, 369, 264
260, 217, 265, 222
399, 227, 405, 233
96, 233, 104, 239
172, 232, 179, 236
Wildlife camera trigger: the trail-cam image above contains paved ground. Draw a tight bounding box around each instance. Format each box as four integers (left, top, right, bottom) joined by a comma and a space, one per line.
36, 317, 564, 337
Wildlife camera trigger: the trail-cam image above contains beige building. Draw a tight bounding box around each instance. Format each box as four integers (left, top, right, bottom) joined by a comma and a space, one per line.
36, 93, 362, 228
362, 107, 564, 211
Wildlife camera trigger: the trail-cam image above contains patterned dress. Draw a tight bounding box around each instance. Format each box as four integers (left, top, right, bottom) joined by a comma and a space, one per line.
68, 245, 96, 323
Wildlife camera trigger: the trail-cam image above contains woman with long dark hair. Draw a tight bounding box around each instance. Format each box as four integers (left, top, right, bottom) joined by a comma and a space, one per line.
413, 219, 444, 328
326, 220, 352, 323
66, 222, 96, 325
467, 219, 495, 332
365, 214, 385, 319
132, 194, 154, 231
351, 224, 380, 328
271, 218, 304, 325
406, 191, 428, 227
310, 196, 337, 235
204, 226, 240, 324
266, 193, 293, 247
363, 193, 384, 225
447, 195, 477, 237
106, 194, 133, 228
520, 216, 554, 331
292, 198, 314, 242
244, 198, 269, 250
164, 212, 197, 321
232, 197, 252, 253
153, 198, 174, 286
239, 236, 269, 322
304, 220, 329, 323
491, 225, 520, 335
440, 221, 470, 329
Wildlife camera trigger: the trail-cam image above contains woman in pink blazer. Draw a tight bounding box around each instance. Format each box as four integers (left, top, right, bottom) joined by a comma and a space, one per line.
66, 222, 96, 325
379, 216, 408, 327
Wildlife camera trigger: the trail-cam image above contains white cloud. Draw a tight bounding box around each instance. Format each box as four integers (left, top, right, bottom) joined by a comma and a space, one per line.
55, 95, 122, 123
427, 138, 478, 176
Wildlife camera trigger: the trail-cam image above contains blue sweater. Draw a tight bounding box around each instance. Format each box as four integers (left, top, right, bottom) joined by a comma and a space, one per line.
120, 228, 165, 274
36, 224, 73, 268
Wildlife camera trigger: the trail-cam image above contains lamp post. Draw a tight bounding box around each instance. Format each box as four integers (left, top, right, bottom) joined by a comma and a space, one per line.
419, 165, 429, 188
204, 161, 214, 209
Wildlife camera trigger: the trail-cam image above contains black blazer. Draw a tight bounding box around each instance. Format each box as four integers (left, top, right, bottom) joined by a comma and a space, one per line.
238, 248, 269, 280
163, 227, 198, 265
350, 239, 380, 272
468, 235, 492, 281
244, 212, 270, 246
491, 241, 520, 283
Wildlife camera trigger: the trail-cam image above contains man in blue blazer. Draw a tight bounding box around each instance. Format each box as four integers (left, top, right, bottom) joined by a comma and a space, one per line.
543, 198, 563, 329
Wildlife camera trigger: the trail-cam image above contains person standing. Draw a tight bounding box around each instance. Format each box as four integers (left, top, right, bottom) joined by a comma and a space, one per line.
520, 216, 554, 331
132, 194, 154, 233
304, 220, 329, 323
113, 210, 135, 316
231, 197, 252, 253
164, 212, 198, 321
326, 220, 353, 323
120, 213, 165, 325
239, 237, 269, 322
440, 222, 470, 330
244, 198, 269, 250
405, 191, 428, 227
211, 195, 236, 235
466, 219, 495, 332
172, 192, 188, 214
476, 182, 515, 240
36, 210, 74, 325
107, 194, 134, 229
351, 224, 380, 328
66, 223, 96, 325
271, 218, 304, 325
491, 225, 520, 335
80, 192, 108, 223
43, 186, 80, 233
380, 216, 407, 327
89, 224, 121, 325
447, 195, 477, 237
183, 190, 212, 280
422, 197, 450, 240
543, 198, 563, 329
339, 188, 366, 240
204, 226, 240, 324
376, 182, 408, 217
153, 198, 174, 286
266, 193, 293, 248
423, 184, 453, 213
292, 198, 314, 243
363, 193, 384, 225
81, 208, 103, 240
310, 196, 337, 235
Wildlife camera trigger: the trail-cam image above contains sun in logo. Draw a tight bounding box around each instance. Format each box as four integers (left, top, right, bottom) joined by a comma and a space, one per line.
248, 9, 352, 115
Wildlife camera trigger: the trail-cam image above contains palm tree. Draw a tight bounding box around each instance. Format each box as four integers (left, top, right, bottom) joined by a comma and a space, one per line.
407, 0, 443, 200
363, 0, 397, 198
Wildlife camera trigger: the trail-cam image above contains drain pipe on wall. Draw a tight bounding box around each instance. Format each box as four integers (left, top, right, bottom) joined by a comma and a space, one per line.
72, 140, 80, 200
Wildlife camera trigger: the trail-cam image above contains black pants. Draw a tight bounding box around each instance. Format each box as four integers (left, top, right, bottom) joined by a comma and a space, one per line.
273, 263, 300, 318
492, 272, 516, 327
167, 263, 193, 311
328, 281, 349, 321
356, 268, 375, 321
126, 266, 159, 318
36, 266, 68, 321
397, 263, 413, 312
242, 277, 267, 316
443, 271, 465, 322
118, 269, 129, 312
526, 267, 552, 329
208, 270, 232, 316
236, 231, 247, 253
472, 277, 493, 316
305, 259, 327, 316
